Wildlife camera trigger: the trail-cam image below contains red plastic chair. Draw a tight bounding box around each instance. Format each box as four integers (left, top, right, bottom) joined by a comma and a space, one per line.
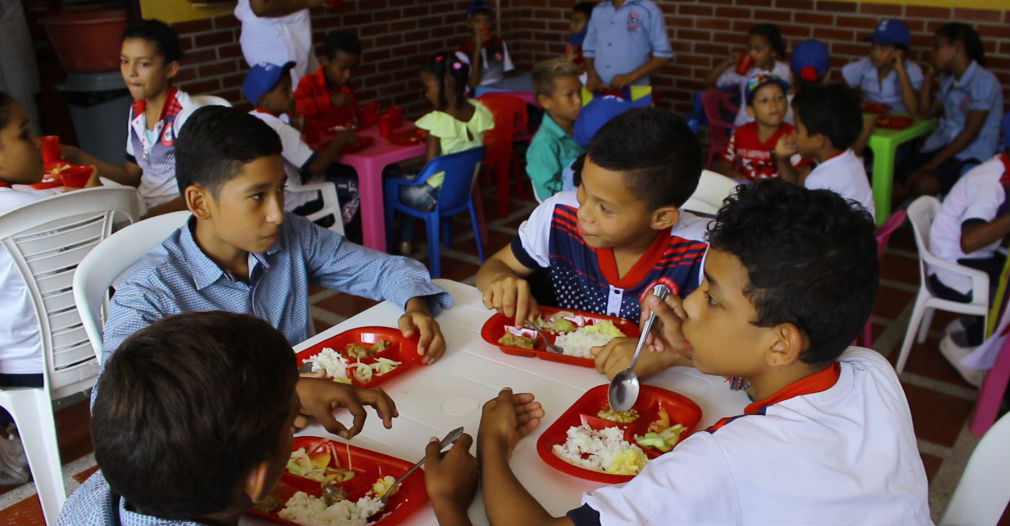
477, 93, 529, 217
860, 209, 908, 347
699, 88, 739, 170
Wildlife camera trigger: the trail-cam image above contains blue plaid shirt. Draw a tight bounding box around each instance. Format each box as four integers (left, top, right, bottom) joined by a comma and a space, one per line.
101, 213, 451, 363
58, 470, 207, 526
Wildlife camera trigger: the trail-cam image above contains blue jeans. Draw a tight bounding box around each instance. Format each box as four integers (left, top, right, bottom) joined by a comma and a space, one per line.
398, 183, 440, 242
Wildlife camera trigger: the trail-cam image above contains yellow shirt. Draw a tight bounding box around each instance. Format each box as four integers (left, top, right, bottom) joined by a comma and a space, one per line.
414, 99, 495, 187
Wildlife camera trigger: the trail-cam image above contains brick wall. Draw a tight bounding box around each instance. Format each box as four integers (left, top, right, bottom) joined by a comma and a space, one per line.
170, 0, 1009, 118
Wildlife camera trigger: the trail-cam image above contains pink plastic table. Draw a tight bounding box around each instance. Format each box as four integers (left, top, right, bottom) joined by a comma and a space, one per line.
307, 123, 425, 251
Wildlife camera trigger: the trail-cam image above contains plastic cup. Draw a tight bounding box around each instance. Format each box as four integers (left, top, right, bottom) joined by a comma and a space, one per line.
60, 165, 94, 188
359, 102, 380, 127
387, 105, 404, 129
40, 135, 61, 163
378, 114, 394, 139
736, 53, 755, 75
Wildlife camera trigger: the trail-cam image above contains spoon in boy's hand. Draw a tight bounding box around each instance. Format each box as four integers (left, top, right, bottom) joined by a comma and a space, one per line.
608, 284, 670, 412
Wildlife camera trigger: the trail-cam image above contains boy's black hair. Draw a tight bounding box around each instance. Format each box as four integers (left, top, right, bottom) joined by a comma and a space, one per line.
92, 311, 298, 519
792, 83, 863, 151
749, 23, 786, 58
0, 92, 14, 138
175, 105, 282, 196
935, 22, 986, 68
708, 180, 878, 365
573, 1, 595, 18
584, 107, 701, 210
420, 51, 469, 111
323, 30, 362, 61
121, 19, 182, 63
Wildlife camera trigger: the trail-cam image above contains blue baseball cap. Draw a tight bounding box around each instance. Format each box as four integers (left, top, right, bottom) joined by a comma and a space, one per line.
745, 73, 790, 105
467, 0, 492, 18
574, 96, 634, 148
242, 61, 295, 105
865, 19, 910, 47
790, 39, 830, 83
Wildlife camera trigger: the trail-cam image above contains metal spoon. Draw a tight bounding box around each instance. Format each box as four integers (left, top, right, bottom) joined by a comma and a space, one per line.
607, 284, 671, 412
373, 426, 465, 510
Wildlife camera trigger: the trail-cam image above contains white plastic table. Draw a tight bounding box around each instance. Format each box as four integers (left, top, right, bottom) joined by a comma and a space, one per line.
243, 279, 749, 525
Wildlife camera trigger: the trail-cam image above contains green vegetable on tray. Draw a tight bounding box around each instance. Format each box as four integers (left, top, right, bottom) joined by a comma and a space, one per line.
634, 423, 686, 452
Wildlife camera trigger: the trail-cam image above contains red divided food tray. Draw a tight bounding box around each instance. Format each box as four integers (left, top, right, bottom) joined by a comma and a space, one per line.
295, 326, 421, 388
480, 306, 640, 368
860, 101, 892, 115
248, 436, 427, 526
536, 384, 702, 483
874, 115, 915, 130
388, 127, 428, 146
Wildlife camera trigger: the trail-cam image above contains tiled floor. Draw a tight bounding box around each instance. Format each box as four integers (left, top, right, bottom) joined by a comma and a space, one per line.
2, 179, 1008, 525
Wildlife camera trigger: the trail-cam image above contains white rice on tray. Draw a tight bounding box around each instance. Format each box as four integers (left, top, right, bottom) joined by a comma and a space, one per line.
278, 492, 383, 526
554, 323, 623, 358
305, 348, 352, 383
552, 423, 648, 475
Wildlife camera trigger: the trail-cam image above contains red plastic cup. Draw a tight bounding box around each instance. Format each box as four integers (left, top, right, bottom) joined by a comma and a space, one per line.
735, 53, 755, 75
40, 135, 61, 163
387, 105, 404, 129
358, 102, 380, 127
378, 114, 394, 139
60, 165, 94, 188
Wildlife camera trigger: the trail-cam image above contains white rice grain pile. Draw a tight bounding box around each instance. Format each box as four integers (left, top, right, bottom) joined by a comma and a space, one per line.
306, 348, 351, 382
552, 423, 647, 475
554, 324, 622, 358
278, 492, 383, 526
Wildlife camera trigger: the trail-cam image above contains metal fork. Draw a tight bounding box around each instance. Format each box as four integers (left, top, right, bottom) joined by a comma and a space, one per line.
525, 322, 564, 354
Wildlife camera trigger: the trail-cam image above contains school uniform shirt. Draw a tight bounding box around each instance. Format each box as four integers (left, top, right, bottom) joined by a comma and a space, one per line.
526, 113, 585, 201
455, 37, 515, 87
841, 56, 924, 114
414, 100, 495, 188
248, 109, 319, 211
715, 61, 791, 126
921, 60, 1003, 162
294, 67, 359, 124
582, 0, 673, 86
513, 190, 709, 322
804, 149, 876, 221
101, 213, 451, 363
928, 153, 1010, 295
721, 122, 795, 181
0, 186, 58, 374
58, 470, 208, 526
124, 87, 198, 209
570, 348, 932, 526
234, 0, 318, 90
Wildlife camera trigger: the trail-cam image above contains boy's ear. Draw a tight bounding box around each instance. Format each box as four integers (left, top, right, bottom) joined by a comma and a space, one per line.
649, 205, 680, 231
184, 184, 212, 218
165, 60, 180, 80
536, 92, 552, 111
745, 105, 755, 119
243, 459, 272, 504
765, 322, 805, 367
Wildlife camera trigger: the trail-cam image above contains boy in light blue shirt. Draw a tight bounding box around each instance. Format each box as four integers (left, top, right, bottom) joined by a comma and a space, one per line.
842, 19, 923, 114
582, 0, 672, 92
527, 57, 585, 202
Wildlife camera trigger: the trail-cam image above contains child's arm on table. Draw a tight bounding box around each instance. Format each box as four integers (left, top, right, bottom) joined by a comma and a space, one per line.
398, 297, 446, 364
249, 0, 326, 17
478, 388, 566, 526
304, 129, 357, 174
424, 433, 478, 526
61, 145, 142, 187
591, 294, 694, 379
475, 245, 540, 323
294, 378, 398, 438
852, 114, 877, 156
961, 214, 1010, 254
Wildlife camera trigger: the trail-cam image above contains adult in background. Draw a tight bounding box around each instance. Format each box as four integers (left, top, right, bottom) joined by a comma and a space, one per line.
0, 0, 41, 135
235, 0, 328, 90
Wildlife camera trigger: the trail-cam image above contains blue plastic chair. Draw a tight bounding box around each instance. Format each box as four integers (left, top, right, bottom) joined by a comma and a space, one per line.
384, 146, 486, 278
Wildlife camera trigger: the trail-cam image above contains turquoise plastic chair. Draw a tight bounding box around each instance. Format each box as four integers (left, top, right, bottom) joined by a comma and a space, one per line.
384, 146, 486, 278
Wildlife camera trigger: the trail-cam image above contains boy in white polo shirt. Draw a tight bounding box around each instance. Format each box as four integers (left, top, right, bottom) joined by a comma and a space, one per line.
930, 148, 1010, 385
776, 83, 876, 221
430, 180, 931, 525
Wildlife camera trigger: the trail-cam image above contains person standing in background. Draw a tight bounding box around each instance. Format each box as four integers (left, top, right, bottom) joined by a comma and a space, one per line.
235, 0, 328, 90
0, 0, 41, 135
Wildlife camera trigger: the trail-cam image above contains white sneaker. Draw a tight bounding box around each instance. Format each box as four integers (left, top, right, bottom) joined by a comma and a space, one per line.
939, 334, 985, 388
0, 429, 29, 486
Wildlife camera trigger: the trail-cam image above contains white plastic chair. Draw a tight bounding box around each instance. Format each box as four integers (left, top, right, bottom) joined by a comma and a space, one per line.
190, 93, 232, 107
895, 196, 990, 374
288, 181, 345, 236
939, 411, 1010, 525
73, 211, 191, 362
681, 169, 739, 216
0, 187, 139, 526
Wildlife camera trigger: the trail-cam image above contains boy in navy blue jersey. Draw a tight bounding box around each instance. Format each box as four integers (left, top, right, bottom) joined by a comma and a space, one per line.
476, 108, 707, 326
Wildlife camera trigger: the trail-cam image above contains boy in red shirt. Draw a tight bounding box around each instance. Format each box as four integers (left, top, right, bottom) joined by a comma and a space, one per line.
294, 30, 360, 132
716, 73, 796, 182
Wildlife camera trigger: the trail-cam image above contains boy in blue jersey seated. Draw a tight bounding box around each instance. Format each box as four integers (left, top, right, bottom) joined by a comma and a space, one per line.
434, 181, 932, 526
101, 106, 450, 365
476, 107, 708, 326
